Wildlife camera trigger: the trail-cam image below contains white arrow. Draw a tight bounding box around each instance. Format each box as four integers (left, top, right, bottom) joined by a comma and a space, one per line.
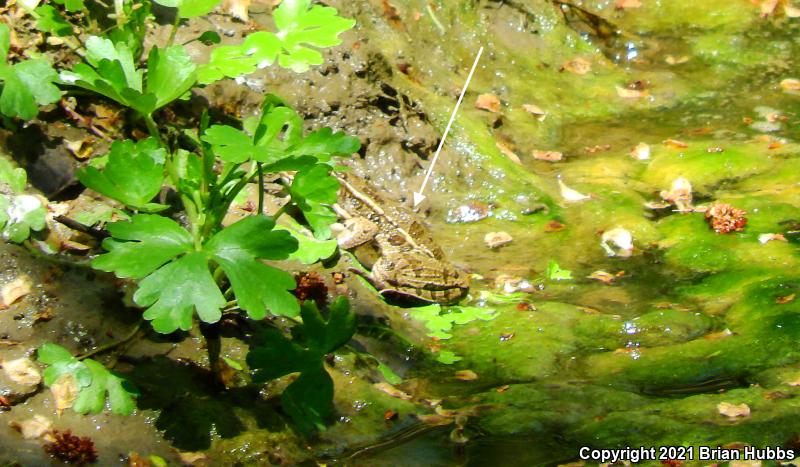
413, 46, 484, 207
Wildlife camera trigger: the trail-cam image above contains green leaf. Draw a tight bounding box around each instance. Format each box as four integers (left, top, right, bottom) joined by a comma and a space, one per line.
376, 361, 402, 385
0, 157, 27, 194
53, 0, 85, 12
35, 5, 74, 36
38, 344, 137, 416
135, 252, 226, 333
201, 125, 256, 163
290, 164, 339, 239
197, 31, 222, 45
275, 218, 338, 265
73, 359, 137, 415
197, 45, 258, 85
146, 45, 196, 109
204, 216, 299, 319
93, 215, 193, 279
195, 0, 354, 82
38, 343, 92, 387
77, 138, 167, 211
411, 304, 497, 340
2, 194, 46, 243
153, 0, 222, 18
174, 149, 203, 195
247, 297, 355, 432
272, 0, 355, 73
287, 128, 360, 161
435, 351, 462, 364
546, 260, 573, 281
0, 26, 61, 120
62, 39, 192, 114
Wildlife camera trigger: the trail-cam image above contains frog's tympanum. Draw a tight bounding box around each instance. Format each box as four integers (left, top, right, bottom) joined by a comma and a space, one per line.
332, 172, 469, 305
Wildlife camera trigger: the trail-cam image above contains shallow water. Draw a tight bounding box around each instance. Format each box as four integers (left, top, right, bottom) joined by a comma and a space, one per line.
3, 1, 800, 465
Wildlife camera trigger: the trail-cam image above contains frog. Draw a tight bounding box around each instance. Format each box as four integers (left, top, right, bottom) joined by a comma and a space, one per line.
332, 172, 469, 306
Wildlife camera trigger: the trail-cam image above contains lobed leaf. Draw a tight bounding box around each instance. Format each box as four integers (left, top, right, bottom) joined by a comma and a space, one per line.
146, 45, 197, 109
35, 5, 74, 36
38, 344, 137, 416
77, 138, 167, 211
0, 25, 61, 120
290, 164, 339, 239
93, 215, 193, 279
204, 216, 299, 319
135, 252, 226, 333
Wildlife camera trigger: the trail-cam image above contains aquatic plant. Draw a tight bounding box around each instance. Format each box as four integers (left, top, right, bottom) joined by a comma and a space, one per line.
1, 0, 358, 432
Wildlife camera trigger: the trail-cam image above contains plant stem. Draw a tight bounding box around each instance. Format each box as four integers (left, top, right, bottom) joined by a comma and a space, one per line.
78, 321, 142, 361
166, 14, 181, 46
257, 163, 265, 215
143, 114, 163, 146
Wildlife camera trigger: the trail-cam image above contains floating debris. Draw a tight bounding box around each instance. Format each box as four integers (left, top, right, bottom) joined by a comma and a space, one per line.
558, 179, 590, 202
1, 275, 33, 309
9, 414, 52, 440
665, 55, 689, 65
614, 0, 641, 9
600, 227, 634, 257
615, 86, 649, 99
781, 78, 800, 91
759, 233, 787, 243
776, 293, 796, 304
51, 374, 79, 415
44, 429, 98, 465
522, 103, 547, 121
3, 357, 41, 386
373, 382, 413, 400
561, 57, 592, 75
663, 138, 689, 149
705, 203, 747, 233
475, 93, 501, 113
629, 142, 651, 160
496, 141, 522, 165
448, 201, 492, 223
544, 220, 566, 233
494, 274, 534, 293
454, 370, 478, 381
717, 402, 750, 418
292, 272, 328, 306
484, 231, 513, 249
587, 270, 625, 284
532, 150, 563, 162
660, 177, 694, 212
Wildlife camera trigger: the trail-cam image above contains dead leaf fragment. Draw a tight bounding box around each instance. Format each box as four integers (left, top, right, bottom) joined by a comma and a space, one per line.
51, 373, 79, 415
704, 328, 733, 340
475, 94, 501, 113
373, 382, 412, 400
454, 370, 478, 381
629, 142, 651, 160
3, 357, 40, 386
759, 233, 787, 243
558, 179, 590, 202
717, 402, 750, 418
178, 451, 209, 466
665, 55, 689, 65
561, 57, 592, 75
1, 275, 33, 309
786, 3, 800, 17
221, 0, 251, 21
9, 414, 52, 439
615, 86, 649, 98
663, 138, 689, 149
522, 103, 547, 121
587, 270, 623, 284
532, 150, 563, 161
544, 220, 565, 233
496, 142, 522, 165
776, 293, 796, 304
780, 78, 800, 91
494, 275, 533, 294
484, 231, 513, 249
760, 0, 780, 16
614, 0, 641, 8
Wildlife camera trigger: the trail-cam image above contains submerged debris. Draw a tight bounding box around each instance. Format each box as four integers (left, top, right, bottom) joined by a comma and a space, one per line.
484, 231, 513, 249
2, 357, 42, 386
9, 414, 52, 439
705, 203, 747, 233
475, 94, 501, 113
600, 227, 634, 257
717, 402, 750, 418
558, 179, 591, 202
0, 275, 33, 309
660, 177, 694, 212
44, 429, 98, 465
292, 272, 328, 306
532, 150, 563, 162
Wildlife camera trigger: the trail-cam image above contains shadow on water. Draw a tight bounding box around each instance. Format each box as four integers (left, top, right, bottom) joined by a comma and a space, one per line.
124, 356, 287, 451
